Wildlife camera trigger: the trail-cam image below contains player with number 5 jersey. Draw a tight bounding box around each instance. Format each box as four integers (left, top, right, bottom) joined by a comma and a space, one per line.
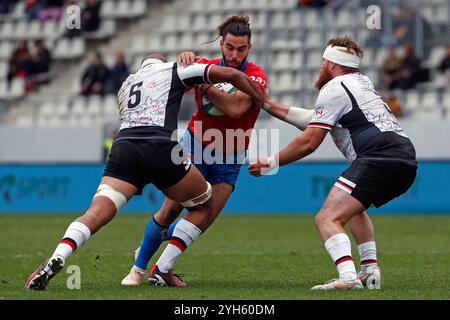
24, 53, 264, 291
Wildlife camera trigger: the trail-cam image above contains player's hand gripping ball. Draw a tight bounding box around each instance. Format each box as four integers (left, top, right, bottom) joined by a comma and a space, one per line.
200, 82, 237, 117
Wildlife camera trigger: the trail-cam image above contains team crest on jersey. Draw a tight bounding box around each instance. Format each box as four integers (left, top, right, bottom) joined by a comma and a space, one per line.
147, 80, 158, 88
315, 107, 325, 116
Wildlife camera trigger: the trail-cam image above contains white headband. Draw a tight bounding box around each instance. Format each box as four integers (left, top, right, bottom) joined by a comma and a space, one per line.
323, 45, 360, 68
141, 58, 164, 68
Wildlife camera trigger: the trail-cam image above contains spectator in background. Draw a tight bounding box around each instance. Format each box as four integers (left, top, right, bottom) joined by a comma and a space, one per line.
107, 52, 129, 94
82, 0, 101, 32
18, 51, 35, 79
7, 40, 33, 83
81, 53, 109, 96
64, 0, 101, 37
39, 0, 65, 22
7, 40, 53, 91
297, 0, 330, 8
25, 0, 44, 20
1, 0, 18, 14
381, 46, 402, 90
32, 40, 52, 81
397, 43, 427, 90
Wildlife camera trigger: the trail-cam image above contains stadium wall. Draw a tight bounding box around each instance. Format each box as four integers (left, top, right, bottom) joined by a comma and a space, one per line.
0, 161, 448, 214
0, 127, 104, 163
1, 119, 450, 162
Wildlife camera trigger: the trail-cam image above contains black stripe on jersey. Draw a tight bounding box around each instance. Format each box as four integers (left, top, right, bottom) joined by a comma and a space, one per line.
339, 82, 379, 136
339, 82, 417, 165
164, 63, 189, 131
339, 82, 381, 154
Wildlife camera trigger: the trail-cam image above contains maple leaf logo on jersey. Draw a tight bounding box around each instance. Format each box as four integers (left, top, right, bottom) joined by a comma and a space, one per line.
315, 107, 325, 116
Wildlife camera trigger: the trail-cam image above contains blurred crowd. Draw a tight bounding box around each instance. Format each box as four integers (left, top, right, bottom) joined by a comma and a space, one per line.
23, 0, 101, 37
1, 0, 101, 32
1, 0, 448, 114
0, 1, 18, 14
381, 43, 430, 91
386, 44, 450, 87
4, 0, 103, 93
297, 0, 333, 8
80, 52, 129, 96
24, 0, 65, 21
64, 0, 101, 38
7, 39, 51, 91
379, 43, 450, 117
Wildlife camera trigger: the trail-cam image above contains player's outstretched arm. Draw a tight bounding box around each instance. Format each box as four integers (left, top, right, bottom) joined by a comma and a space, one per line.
208, 65, 265, 109
263, 98, 314, 131
248, 127, 328, 177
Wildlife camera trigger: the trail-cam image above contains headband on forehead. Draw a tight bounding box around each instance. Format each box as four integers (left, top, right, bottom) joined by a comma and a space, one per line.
141, 58, 164, 68
323, 45, 360, 68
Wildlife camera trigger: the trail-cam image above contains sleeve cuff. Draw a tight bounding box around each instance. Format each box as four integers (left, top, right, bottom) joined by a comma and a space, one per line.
307, 122, 333, 130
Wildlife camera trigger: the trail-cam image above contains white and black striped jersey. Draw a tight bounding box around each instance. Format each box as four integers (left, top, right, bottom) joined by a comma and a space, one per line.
308, 73, 417, 166
116, 62, 213, 139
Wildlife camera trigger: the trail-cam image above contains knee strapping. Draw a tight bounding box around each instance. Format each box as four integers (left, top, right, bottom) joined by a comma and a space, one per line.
181, 182, 212, 208
94, 184, 127, 210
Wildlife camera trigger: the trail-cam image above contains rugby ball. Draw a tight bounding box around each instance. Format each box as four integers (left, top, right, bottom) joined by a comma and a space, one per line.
200, 82, 237, 117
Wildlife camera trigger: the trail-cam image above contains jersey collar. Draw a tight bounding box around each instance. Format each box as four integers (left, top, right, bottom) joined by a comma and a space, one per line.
219, 58, 248, 72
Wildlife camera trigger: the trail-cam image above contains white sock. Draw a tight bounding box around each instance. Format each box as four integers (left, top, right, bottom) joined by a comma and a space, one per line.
357, 241, 378, 271
156, 219, 201, 273
52, 222, 91, 261
324, 233, 357, 280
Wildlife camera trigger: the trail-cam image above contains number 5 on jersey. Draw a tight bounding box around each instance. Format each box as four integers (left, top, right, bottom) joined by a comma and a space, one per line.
128, 81, 144, 108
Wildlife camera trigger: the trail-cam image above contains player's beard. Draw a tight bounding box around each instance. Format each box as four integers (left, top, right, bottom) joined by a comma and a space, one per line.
314, 67, 333, 91
222, 52, 248, 69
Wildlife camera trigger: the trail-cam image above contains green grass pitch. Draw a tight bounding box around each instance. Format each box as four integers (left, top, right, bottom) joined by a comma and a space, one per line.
0, 214, 449, 300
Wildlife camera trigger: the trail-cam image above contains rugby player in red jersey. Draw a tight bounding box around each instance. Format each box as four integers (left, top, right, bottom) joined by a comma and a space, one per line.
121, 15, 270, 287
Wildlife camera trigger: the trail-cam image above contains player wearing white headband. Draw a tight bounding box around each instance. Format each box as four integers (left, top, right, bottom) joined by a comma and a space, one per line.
250, 37, 417, 291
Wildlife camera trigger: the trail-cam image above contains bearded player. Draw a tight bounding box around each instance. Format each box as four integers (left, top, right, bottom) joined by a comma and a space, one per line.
121, 15, 269, 286
250, 37, 417, 290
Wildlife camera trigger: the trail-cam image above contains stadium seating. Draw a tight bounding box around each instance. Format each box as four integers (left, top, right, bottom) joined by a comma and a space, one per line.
0, 0, 449, 127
